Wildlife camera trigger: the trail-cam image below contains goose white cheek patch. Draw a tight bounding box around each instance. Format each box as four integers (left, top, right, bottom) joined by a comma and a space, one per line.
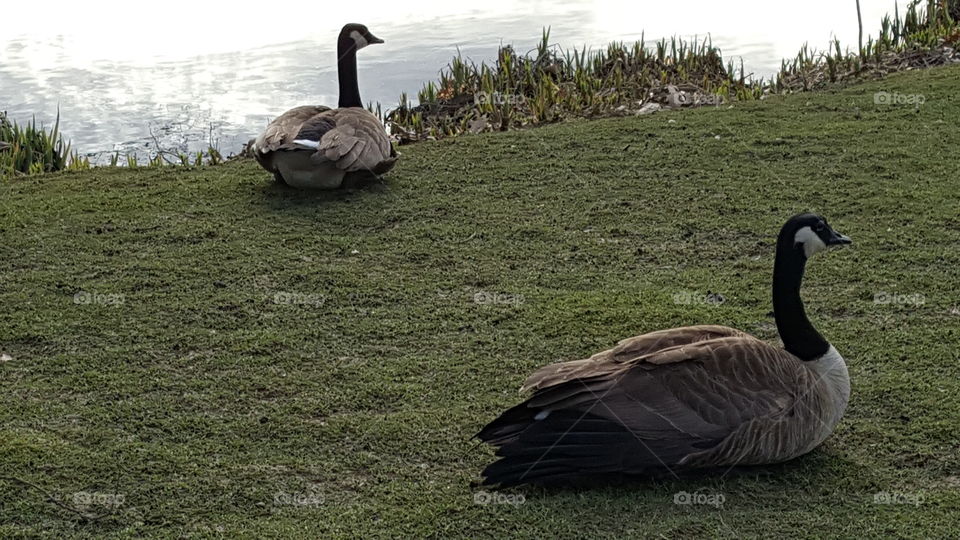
794, 226, 827, 258
349, 30, 369, 49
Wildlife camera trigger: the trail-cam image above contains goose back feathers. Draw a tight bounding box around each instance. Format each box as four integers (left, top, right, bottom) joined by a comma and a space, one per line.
254, 106, 397, 189
477, 214, 852, 487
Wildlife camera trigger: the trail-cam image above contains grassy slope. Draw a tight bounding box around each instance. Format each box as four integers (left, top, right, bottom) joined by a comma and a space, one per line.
1, 66, 959, 539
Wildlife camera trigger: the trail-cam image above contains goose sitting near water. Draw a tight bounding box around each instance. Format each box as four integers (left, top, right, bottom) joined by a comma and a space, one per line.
253, 23, 397, 189
477, 213, 853, 487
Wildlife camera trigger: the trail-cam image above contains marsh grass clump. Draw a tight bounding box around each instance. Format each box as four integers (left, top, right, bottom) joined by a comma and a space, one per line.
388, 0, 960, 144
775, 0, 960, 91
0, 110, 89, 178
97, 145, 228, 170
2, 109, 233, 179
388, 29, 754, 143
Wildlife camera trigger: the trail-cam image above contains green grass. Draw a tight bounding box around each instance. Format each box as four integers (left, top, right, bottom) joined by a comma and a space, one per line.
2, 66, 959, 538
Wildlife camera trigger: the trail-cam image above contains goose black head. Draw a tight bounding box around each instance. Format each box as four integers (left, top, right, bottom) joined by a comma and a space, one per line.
339, 23, 384, 51
781, 213, 852, 259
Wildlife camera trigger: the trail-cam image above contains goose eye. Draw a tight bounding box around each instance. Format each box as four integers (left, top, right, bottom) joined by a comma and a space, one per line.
814, 223, 825, 232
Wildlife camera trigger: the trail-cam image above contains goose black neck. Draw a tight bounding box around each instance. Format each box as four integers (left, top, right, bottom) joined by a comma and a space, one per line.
773, 234, 830, 361
337, 37, 362, 108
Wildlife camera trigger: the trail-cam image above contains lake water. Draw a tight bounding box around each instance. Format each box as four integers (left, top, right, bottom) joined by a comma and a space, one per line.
0, 0, 909, 163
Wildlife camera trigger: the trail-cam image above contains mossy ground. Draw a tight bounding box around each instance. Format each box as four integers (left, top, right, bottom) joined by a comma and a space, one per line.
1, 66, 959, 538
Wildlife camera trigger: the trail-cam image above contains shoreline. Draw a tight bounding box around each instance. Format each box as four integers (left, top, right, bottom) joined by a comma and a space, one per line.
3, 1, 959, 177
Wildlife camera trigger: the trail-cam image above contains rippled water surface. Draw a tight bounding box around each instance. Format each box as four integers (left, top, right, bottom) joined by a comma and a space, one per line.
0, 0, 908, 162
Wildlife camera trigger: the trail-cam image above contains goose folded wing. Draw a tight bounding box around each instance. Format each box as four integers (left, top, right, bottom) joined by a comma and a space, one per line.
522, 325, 748, 393
313, 109, 392, 172
255, 105, 331, 152
525, 336, 800, 433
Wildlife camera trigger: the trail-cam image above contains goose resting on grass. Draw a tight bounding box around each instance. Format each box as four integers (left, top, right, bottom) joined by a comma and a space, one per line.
253, 23, 397, 189
477, 213, 853, 487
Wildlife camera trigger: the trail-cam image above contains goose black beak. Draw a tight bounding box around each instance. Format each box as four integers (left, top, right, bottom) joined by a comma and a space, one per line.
368, 34, 384, 45
827, 231, 852, 246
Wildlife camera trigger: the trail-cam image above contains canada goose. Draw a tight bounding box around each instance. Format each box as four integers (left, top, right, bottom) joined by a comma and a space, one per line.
477, 213, 853, 487
253, 23, 397, 189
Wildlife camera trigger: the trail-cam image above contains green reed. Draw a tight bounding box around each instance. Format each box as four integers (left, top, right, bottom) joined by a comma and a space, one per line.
775, 0, 959, 92
0, 110, 89, 178
2, 109, 231, 178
